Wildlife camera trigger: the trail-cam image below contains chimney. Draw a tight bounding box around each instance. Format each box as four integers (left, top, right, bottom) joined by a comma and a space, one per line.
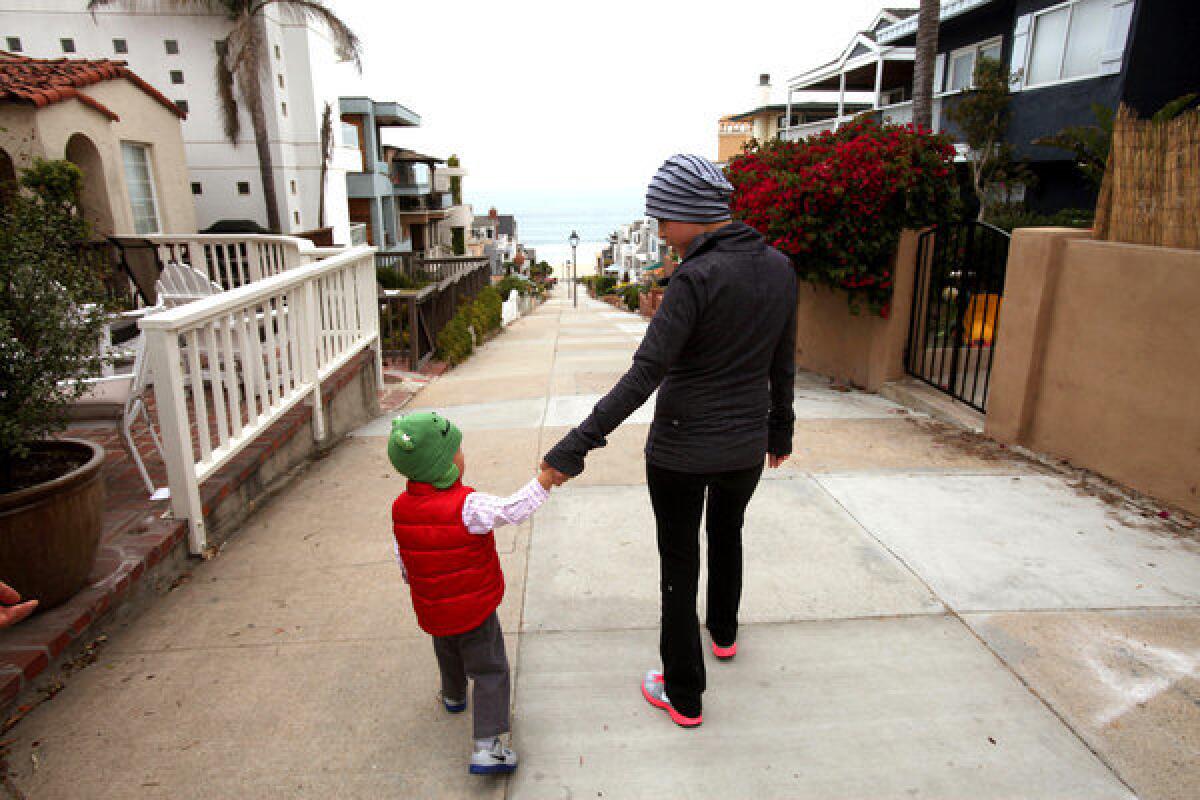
758, 73, 772, 108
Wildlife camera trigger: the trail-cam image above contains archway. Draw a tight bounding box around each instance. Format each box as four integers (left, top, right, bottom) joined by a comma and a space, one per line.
65, 133, 114, 238
0, 147, 15, 207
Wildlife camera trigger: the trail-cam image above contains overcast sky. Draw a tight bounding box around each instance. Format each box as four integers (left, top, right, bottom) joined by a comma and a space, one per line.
331, 0, 911, 206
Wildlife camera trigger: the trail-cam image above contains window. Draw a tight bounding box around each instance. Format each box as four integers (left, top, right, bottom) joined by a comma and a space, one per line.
60, 38, 75, 54
289, 180, 297, 195
341, 122, 360, 148
113, 38, 128, 54
164, 39, 179, 55
1027, 0, 1110, 87
175, 99, 188, 114
237, 181, 250, 195
293, 210, 300, 225
191, 182, 203, 195
280, 101, 287, 117
277, 74, 285, 89
121, 143, 160, 235
170, 70, 184, 84
944, 37, 1003, 92
6, 37, 21, 52
274, 44, 281, 59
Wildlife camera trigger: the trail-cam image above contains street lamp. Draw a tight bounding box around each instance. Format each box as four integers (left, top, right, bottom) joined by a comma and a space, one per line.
568, 230, 580, 308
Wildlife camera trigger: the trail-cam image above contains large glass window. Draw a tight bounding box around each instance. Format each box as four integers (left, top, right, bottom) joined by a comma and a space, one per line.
944, 37, 1004, 92
120, 142, 160, 235
1027, 0, 1110, 86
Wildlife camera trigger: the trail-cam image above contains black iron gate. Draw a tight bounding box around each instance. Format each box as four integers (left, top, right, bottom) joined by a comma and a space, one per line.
904, 221, 1011, 412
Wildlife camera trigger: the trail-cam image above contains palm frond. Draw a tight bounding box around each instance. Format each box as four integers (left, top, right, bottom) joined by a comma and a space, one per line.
256, 0, 363, 72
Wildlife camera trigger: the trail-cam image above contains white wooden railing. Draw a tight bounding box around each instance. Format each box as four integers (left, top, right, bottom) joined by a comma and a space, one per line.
143, 234, 346, 290
139, 245, 381, 554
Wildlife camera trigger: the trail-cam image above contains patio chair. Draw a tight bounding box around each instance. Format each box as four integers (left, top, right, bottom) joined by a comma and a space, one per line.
67, 327, 170, 500
156, 262, 224, 308
109, 236, 166, 308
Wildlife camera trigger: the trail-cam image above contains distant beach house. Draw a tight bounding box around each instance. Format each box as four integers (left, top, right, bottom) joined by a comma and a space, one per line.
0, 52, 195, 237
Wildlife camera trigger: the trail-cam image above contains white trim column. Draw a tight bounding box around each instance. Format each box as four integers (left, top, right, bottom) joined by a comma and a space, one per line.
784, 87, 793, 140
874, 55, 885, 108
837, 71, 846, 129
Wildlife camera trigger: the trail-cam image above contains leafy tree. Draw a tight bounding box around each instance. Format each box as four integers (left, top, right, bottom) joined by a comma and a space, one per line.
446, 154, 463, 205
943, 57, 1029, 222
1, 160, 107, 481
88, 0, 362, 233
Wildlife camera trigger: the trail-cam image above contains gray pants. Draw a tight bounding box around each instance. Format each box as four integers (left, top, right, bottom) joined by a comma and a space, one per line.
432, 611, 510, 739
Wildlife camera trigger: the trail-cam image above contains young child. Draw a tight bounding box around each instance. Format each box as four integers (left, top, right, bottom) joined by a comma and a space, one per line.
387, 411, 559, 775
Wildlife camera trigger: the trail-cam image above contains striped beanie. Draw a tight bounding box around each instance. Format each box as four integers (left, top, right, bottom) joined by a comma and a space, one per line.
645, 154, 733, 223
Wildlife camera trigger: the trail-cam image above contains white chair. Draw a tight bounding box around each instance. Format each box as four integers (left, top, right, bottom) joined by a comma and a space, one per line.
67, 330, 170, 500
156, 261, 223, 308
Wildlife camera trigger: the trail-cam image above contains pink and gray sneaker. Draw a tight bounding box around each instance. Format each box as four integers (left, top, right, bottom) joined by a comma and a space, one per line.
640, 670, 702, 728
711, 641, 738, 661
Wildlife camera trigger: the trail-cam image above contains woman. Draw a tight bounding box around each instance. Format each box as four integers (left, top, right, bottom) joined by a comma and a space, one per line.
542, 154, 798, 727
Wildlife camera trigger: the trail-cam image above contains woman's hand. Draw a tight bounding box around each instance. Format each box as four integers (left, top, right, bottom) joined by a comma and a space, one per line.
767, 453, 790, 469
538, 462, 572, 488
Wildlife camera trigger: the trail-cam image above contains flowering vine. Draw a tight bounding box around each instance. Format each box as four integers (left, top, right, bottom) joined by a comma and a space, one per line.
727, 118, 960, 316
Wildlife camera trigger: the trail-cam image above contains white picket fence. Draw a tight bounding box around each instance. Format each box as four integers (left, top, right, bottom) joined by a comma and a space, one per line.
139, 245, 381, 554
143, 234, 345, 290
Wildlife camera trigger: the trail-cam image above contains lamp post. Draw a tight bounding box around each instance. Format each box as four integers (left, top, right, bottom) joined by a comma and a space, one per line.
568, 230, 580, 308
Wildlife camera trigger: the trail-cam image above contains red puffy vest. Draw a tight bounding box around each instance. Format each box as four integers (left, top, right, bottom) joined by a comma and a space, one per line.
391, 480, 505, 637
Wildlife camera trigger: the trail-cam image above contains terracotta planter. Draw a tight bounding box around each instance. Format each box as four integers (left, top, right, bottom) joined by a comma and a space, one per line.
0, 439, 106, 610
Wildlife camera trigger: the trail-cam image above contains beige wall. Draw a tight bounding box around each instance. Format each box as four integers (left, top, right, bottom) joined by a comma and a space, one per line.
0, 79, 194, 235
793, 230, 920, 391
987, 229, 1200, 514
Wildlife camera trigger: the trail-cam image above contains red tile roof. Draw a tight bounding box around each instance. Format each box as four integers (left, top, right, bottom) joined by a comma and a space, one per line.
0, 51, 186, 121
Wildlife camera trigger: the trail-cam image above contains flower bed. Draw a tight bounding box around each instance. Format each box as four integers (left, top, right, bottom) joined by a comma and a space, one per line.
727, 118, 959, 316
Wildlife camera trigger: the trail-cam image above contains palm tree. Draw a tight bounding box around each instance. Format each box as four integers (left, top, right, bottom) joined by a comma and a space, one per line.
88, 0, 361, 233
912, 0, 941, 132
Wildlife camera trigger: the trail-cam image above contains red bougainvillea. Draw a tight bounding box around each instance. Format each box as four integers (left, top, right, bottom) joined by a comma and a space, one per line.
728, 118, 960, 316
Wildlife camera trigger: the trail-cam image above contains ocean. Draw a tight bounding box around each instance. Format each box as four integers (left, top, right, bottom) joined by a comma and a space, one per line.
466, 188, 646, 272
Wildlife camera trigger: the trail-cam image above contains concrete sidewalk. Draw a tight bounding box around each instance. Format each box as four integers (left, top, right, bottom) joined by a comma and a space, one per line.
5, 289, 1198, 799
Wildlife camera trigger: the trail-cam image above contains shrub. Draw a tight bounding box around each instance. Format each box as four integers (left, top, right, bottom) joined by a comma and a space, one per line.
376, 266, 427, 290
495, 275, 532, 298
727, 118, 960, 316
623, 284, 640, 312
986, 204, 1094, 233
471, 286, 502, 336
1, 159, 107, 482
436, 305, 473, 365
594, 275, 617, 296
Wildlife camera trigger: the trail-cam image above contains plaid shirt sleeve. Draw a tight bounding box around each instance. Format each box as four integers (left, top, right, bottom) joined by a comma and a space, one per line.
461, 477, 550, 535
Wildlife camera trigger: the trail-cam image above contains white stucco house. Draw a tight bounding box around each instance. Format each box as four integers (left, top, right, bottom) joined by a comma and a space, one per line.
1, 1, 361, 243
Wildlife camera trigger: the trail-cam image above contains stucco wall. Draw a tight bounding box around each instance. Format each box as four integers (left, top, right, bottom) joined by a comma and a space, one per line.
0, 79, 195, 235
793, 230, 920, 391
987, 229, 1200, 514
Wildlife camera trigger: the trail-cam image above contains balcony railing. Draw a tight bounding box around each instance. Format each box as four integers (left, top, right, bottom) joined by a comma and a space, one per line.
143, 234, 344, 290
139, 245, 380, 554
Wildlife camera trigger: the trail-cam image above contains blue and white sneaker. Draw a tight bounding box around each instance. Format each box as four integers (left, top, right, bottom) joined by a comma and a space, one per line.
469, 736, 518, 775
440, 692, 466, 713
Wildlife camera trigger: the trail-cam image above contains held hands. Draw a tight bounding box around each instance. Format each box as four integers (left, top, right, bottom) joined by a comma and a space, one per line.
767, 453, 790, 469
537, 462, 571, 490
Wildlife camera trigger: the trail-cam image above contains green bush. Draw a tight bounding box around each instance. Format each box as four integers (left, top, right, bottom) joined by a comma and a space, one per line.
594, 276, 617, 296
436, 305, 474, 365
623, 284, 641, 312
376, 266, 427, 290
496, 275, 532, 298
1, 159, 107, 481
986, 204, 1094, 233
470, 286, 502, 336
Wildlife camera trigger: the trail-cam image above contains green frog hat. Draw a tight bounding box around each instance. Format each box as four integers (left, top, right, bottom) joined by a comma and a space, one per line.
387, 411, 463, 488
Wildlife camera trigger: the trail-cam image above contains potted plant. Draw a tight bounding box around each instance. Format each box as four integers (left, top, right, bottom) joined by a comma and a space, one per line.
0, 160, 110, 610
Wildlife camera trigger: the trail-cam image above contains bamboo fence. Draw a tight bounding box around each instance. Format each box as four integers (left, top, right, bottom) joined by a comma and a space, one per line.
1095, 105, 1200, 250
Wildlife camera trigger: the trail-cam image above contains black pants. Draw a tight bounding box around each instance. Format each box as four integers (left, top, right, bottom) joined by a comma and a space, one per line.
646, 461, 764, 718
